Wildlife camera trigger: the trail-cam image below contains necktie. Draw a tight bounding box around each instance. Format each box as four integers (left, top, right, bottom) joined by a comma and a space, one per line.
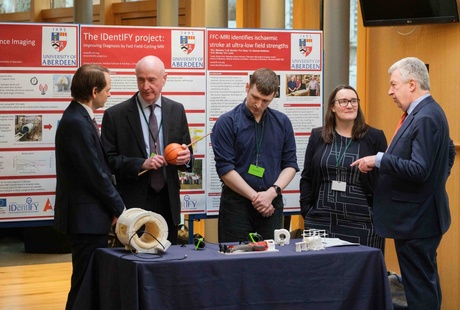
149, 105, 165, 192
92, 118, 100, 136
389, 112, 407, 144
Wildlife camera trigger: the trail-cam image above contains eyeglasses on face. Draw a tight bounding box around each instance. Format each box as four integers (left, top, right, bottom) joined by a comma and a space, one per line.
334, 98, 360, 107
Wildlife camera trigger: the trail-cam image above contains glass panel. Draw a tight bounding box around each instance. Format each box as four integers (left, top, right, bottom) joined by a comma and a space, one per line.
52, 0, 69, 8
52, 0, 100, 8
227, 0, 293, 29
350, 0, 358, 88
228, 0, 292, 28
0, 0, 30, 13
228, 0, 236, 28
285, 0, 292, 29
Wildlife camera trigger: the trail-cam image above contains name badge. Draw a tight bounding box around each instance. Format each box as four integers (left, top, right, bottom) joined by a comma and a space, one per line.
331, 180, 346, 192
248, 164, 265, 178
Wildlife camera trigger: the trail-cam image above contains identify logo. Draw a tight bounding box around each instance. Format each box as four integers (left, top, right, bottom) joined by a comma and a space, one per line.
8, 197, 39, 214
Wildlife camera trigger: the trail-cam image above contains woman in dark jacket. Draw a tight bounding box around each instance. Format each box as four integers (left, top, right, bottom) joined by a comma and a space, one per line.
299, 85, 387, 251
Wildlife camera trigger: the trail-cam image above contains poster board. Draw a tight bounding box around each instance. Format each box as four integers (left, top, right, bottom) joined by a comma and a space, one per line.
79, 25, 208, 215
0, 23, 79, 225
204, 28, 323, 215
0, 23, 323, 225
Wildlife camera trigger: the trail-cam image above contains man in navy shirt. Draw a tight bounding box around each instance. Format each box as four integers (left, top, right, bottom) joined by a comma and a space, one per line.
211, 68, 299, 242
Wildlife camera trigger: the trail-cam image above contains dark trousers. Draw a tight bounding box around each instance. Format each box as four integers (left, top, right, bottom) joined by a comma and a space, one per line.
66, 233, 108, 310
218, 185, 283, 243
146, 185, 178, 245
394, 235, 442, 310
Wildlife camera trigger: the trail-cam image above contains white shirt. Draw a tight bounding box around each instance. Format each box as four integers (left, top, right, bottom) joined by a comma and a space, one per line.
136, 94, 164, 157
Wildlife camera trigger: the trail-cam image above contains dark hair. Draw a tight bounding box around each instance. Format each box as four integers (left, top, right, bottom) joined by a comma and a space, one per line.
322, 84, 368, 143
71, 64, 110, 103
249, 68, 279, 96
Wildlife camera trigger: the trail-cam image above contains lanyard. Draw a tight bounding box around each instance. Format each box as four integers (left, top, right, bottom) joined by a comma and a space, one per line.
254, 119, 265, 166
137, 97, 163, 153
333, 134, 352, 167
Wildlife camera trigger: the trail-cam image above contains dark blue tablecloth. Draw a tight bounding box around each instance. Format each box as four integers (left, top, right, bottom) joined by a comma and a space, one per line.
74, 240, 392, 310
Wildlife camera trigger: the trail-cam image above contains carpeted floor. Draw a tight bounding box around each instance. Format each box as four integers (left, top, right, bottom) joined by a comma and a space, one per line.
0, 228, 71, 267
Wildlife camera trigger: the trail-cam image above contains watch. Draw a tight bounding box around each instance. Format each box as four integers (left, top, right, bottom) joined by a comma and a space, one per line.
271, 184, 281, 195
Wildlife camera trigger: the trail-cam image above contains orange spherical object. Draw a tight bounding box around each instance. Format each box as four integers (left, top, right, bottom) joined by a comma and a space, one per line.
164, 143, 182, 165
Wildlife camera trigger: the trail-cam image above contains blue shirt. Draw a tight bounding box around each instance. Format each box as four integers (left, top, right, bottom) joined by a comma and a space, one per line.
211, 100, 299, 191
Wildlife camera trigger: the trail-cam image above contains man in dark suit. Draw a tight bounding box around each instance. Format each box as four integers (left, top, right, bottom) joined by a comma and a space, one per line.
102, 55, 193, 245
352, 57, 455, 309
54, 64, 126, 310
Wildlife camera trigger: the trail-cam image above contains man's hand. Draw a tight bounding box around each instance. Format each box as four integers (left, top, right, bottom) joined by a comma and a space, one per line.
350, 155, 377, 173
252, 189, 277, 217
111, 215, 118, 227
141, 154, 167, 171
174, 144, 191, 166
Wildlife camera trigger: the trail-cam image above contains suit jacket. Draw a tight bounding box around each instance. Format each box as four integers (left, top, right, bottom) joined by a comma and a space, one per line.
300, 126, 387, 217
101, 93, 192, 226
374, 96, 455, 239
54, 101, 125, 235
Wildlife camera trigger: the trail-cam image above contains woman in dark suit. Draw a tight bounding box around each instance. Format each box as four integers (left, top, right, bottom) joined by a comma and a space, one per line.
299, 85, 387, 251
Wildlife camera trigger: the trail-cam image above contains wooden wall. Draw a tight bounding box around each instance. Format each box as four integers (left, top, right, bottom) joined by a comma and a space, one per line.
357, 15, 460, 310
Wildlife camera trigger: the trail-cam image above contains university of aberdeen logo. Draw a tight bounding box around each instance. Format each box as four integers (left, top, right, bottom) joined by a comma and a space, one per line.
299, 38, 313, 57
51, 31, 67, 52
180, 35, 195, 55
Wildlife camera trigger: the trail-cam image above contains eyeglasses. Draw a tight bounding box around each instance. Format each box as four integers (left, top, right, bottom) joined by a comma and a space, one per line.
335, 98, 360, 107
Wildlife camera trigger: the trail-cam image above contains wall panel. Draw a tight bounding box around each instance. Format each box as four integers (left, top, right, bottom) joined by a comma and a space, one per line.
358, 22, 460, 310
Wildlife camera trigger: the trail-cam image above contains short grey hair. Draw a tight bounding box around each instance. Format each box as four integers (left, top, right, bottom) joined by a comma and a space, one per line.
388, 57, 430, 91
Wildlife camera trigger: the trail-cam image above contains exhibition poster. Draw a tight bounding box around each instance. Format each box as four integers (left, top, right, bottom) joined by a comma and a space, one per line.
205, 28, 323, 215
80, 25, 208, 215
0, 23, 78, 223
0, 23, 322, 224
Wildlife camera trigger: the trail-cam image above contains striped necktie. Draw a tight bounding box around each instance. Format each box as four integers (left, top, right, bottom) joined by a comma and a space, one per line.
92, 118, 100, 136
149, 104, 164, 192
